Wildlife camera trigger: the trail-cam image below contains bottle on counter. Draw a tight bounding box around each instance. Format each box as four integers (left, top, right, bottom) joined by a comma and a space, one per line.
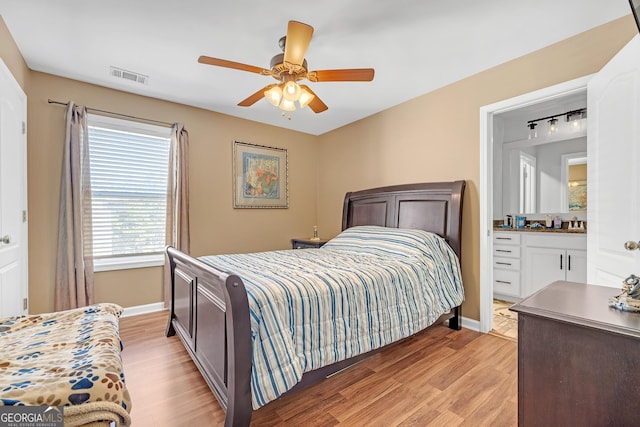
504, 215, 512, 227
544, 214, 553, 228
553, 216, 562, 229
545, 214, 553, 229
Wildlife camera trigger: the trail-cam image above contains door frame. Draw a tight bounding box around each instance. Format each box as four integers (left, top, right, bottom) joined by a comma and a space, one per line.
478, 75, 592, 333
0, 58, 28, 315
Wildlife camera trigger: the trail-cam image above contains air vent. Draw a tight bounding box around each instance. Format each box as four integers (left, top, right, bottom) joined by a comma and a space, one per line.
109, 66, 148, 85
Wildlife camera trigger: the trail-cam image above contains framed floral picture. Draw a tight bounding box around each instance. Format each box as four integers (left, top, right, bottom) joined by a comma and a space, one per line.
233, 141, 288, 208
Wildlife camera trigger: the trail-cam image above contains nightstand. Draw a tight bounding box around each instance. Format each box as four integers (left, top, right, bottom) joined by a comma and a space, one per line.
291, 238, 328, 249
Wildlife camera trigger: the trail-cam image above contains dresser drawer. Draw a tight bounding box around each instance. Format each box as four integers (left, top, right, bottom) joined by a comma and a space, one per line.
494, 245, 521, 259
493, 269, 521, 296
493, 256, 521, 271
493, 233, 521, 245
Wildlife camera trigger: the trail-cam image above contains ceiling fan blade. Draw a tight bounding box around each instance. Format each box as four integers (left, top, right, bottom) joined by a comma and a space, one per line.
299, 85, 328, 113
283, 21, 314, 67
198, 55, 268, 75
308, 68, 375, 82
238, 85, 275, 107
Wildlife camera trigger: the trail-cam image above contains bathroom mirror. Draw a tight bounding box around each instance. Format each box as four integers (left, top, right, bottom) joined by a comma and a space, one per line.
499, 136, 587, 215
492, 89, 587, 218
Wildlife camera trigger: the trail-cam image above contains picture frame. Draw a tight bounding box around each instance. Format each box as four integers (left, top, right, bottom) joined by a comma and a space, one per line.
568, 179, 587, 211
233, 141, 288, 208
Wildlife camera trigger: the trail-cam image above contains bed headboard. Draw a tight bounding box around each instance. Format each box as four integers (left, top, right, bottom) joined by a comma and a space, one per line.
341, 181, 466, 258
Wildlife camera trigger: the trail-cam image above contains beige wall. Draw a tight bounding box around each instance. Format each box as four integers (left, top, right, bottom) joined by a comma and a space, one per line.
1, 15, 637, 319
27, 74, 318, 313
316, 16, 638, 321
569, 164, 587, 182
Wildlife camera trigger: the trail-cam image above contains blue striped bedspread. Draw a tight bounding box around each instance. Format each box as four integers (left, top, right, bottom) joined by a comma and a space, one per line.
200, 225, 464, 409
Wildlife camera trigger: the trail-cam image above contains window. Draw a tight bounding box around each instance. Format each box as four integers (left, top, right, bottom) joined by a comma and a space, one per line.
87, 115, 171, 271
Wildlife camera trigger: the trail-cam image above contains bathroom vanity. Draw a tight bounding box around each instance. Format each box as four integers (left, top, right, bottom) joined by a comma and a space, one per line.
493, 230, 586, 300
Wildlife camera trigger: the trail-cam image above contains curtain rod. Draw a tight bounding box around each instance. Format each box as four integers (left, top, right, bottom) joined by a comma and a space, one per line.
47, 99, 174, 127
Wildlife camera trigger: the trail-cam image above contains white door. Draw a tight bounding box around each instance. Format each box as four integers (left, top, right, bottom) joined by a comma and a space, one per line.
0, 59, 28, 317
587, 35, 640, 287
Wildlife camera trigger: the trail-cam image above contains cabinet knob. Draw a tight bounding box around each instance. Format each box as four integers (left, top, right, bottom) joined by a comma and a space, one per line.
1, 235, 10, 244
624, 241, 640, 251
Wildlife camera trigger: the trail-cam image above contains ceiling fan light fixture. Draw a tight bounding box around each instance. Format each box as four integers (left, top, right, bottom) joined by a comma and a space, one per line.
280, 98, 296, 111
282, 81, 301, 102
198, 20, 374, 115
298, 87, 314, 108
264, 85, 283, 107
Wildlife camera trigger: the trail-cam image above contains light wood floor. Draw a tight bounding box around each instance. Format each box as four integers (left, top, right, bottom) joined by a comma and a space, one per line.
119, 311, 517, 426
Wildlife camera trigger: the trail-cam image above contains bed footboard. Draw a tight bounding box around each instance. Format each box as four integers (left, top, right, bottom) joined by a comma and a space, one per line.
165, 246, 253, 427
165, 246, 463, 426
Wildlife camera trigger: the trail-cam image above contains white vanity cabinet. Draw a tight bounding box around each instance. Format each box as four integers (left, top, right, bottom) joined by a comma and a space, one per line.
522, 233, 587, 296
493, 232, 522, 298
493, 231, 586, 299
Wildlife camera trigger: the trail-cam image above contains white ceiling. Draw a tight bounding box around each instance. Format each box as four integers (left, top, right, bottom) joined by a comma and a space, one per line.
0, 1, 632, 135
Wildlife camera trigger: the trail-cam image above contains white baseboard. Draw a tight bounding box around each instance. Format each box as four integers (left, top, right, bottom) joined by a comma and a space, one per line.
461, 316, 480, 332
121, 302, 166, 318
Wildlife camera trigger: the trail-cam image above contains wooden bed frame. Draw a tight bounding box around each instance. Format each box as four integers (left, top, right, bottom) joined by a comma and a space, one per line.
165, 180, 465, 427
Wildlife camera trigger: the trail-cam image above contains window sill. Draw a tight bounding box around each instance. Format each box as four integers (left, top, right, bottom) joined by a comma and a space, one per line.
94, 254, 164, 272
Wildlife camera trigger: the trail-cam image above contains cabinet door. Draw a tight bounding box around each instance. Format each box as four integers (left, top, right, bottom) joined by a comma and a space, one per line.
566, 249, 587, 283
524, 247, 565, 296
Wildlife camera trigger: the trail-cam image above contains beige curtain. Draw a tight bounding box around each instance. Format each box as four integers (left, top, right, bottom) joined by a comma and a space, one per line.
164, 123, 190, 307
54, 102, 94, 311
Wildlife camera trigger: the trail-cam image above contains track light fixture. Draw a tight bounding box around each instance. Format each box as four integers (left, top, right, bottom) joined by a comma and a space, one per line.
567, 109, 587, 129
526, 108, 586, 138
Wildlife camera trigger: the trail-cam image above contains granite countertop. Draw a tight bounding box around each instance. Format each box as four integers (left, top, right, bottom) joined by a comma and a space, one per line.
493, 226, 586, 234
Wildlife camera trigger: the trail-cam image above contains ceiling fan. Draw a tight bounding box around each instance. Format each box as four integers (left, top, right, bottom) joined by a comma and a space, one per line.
198, 20, 375, 114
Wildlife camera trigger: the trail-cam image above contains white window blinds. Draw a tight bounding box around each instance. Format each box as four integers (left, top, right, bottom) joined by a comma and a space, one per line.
87, 115, 171, 261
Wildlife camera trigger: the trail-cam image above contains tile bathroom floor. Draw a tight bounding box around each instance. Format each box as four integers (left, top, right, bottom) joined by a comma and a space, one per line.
492, 299, 518, 340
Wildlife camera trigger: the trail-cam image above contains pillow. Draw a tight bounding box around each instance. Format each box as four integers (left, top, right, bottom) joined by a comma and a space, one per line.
322, 225, 452, 259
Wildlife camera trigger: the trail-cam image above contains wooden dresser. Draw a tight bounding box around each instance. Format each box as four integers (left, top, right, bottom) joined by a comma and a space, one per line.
510, 281, 640, 426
